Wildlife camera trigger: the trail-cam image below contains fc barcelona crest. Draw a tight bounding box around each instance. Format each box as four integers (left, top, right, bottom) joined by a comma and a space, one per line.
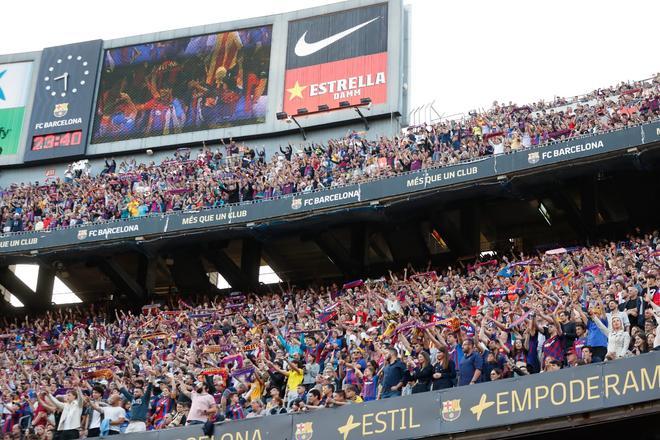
291, 197, 302, 210
53, 103, 69, 118
295, 422, 313, 440
441, 399, 462, 422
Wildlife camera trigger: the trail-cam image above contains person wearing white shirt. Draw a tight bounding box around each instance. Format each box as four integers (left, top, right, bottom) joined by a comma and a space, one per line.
606, 299, 630, 331
85, 387, 104, 438
488, 136, 504, 155
592, 313, 630, 359
88, 395, 126, 436
47, 387, 83, 440
644, 294, 660, 349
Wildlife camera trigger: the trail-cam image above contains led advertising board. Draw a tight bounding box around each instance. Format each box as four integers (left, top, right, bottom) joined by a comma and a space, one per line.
91, 26, 272, 144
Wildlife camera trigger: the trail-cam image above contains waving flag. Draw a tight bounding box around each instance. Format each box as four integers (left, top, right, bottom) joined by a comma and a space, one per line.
468, 260, 498, 271
484, 289, 508, 299
460, 322, 475, 337
322, 302, 340, 313
380, 321, 397, 339
411, 271, 438, 280
510, 259, 540, 267
580, 264, 604, 276
319, 310, 338, 323
178, 299, 193, 310
545, 246, 582, 255
342, 279, 364, 289
437, 316, 460, 332
497, 265, 513, 278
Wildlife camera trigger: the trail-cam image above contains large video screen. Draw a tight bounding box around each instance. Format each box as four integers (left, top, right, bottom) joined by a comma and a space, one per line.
92, 26, 271, 143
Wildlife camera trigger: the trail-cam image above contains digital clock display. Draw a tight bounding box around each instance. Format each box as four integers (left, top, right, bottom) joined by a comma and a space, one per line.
31, 130, 83, 151
23, 40, 103, 162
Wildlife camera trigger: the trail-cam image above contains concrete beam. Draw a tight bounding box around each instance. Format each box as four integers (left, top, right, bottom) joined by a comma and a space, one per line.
97, 259, 146, 302
206, 249, 250, 292
0, 266, 41, 309
314, 234, 355, 276
241, 238, 262, 292
382, 222, 430, 267
35, 266, 55, 308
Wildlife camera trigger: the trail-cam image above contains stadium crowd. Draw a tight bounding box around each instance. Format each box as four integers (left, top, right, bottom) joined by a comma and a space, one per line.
0, 231, 659, 439
2, 75, 660, 233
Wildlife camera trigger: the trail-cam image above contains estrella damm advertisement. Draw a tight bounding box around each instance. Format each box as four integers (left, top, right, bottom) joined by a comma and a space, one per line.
283, 3, 388, 115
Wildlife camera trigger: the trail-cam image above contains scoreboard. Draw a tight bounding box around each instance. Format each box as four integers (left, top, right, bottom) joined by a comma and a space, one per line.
23, 40, 102, 162
0, 0, 406, 164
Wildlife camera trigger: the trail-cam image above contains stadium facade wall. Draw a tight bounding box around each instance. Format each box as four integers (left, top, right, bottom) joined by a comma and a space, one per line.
113, 352, 660, 440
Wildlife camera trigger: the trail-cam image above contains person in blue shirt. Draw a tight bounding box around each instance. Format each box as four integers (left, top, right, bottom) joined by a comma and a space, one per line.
115, 374, 153, 433
137, 203, 149, 216
378, 348, 407, 399
576, 307, 608, 362
458, 339, 483, 386
277, 332, 306, 358
446, 333, 464, 369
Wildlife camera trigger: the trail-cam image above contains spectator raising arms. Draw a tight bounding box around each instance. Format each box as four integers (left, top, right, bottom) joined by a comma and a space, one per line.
0, 230, 658, 437
1, 75, 659, 233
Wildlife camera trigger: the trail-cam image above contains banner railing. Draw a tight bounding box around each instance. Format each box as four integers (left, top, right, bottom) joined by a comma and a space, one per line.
118, 352, 659, 440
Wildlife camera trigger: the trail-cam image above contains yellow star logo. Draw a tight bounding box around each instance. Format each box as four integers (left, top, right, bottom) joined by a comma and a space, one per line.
287, 81, 307, 101
337, 414, 361, 440
470, 393, 495, 421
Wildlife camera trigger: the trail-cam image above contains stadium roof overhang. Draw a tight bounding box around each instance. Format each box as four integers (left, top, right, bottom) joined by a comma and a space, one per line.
0, 127, 659, 308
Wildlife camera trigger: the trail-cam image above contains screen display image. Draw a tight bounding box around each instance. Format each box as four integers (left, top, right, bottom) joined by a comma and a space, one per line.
92, 26, 272, 143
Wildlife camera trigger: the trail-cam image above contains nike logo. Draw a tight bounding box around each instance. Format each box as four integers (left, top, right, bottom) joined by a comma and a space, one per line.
294, 17, 380, 57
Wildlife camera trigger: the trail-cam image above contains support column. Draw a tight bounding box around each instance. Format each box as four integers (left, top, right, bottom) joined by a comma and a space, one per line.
35, 265, 55, 308
137, 255, 157, 301
460, 203, 482, 258
241, 238, 262, 292
349, 224, 367, 274
97, 259, 146, 302
431, 209, 466, 258
580, 178, 597, 244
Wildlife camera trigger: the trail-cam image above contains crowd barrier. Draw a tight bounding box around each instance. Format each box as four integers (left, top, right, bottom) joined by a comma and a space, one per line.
1, 121, 660, 255
117, 352, 659, 440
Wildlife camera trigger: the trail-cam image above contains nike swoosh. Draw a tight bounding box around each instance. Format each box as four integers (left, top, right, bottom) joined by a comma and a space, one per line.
294, 17, 380, 57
